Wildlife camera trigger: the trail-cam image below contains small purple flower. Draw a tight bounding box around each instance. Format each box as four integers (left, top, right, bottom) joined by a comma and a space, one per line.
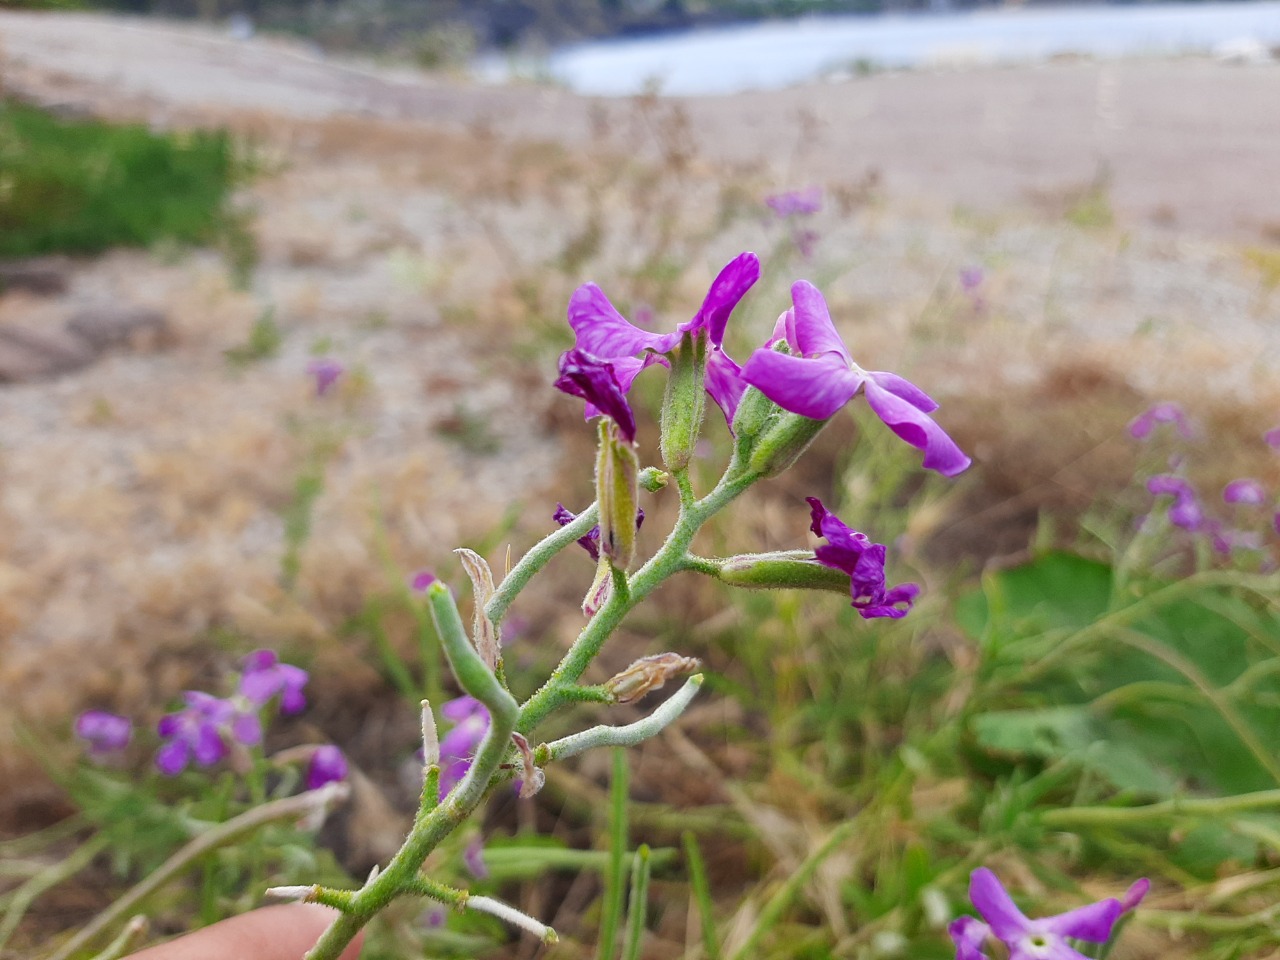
806, 498, 919, 619
567, 252, 759, 423
948, 867, 1148, 960
1128, 402, 1193, 441
554, 348, 638, 443
239, 650, 308, 715
438, 695, 490, 798
1224, 478, 1266, 506
793, 227, 820, 260
959, 266, 984, 293
765, 186, 822, 217
156, 692, 257, 776
463, 836, 489, 879
411, 570, 438, 591
306, 745, 348, 790
1266, 427, 1280, 450
1146, 474, 1204, 531
75, 710, 132, 758
306, 358, 345, 397
553, 502, 644, 562
742, 282, 971, 477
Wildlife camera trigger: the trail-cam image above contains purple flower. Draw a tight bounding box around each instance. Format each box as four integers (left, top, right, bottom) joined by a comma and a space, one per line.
411, 570, 438, 591
959, 266, 984, 293
156, 692, 258, 776
765, 186, 822, 217
806, 498, 919, 619
1224, 478, 1266, 506
438, 695, 490, 798
742, 282, 971, 477
239, 650, 308, 715
793, 227, 819, 260
552, 502, 644, 562
75, 710, 132, 757
567, 252, 760, 422
306, 745, 348, 790
1267, 427, 1280, 450
948, 868, 1148, 960
306, 358, 344, 397
1146, 474, 1204, 531
554, 348, 638, 443
1128, 402, 1192, 441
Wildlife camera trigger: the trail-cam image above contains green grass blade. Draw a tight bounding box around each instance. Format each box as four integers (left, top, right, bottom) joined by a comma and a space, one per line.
597, 748, 629, 960
682, 831, 721, 960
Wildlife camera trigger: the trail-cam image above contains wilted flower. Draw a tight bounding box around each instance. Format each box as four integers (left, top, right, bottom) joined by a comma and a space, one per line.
438, 696, 490, 797
306, 745, 348, 790
742, 282, 970, 477
765, 186, 822, 217
1129, 402, 1192, 441
156, 692, 258, 776
552, 503, 644, 562
807, 498, 919, 619
239, 649, 308, 715
949, 867, 1148, 960
554, 348, 638, 443
566, 252, 759, 422
1146, 474, 1204, 531
75, 710, 132, 758
1223, 478, 1266, 505
306, 357, 344, 397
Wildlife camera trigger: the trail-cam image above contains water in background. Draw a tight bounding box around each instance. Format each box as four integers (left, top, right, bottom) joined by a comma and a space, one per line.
479, 2, 1280, 96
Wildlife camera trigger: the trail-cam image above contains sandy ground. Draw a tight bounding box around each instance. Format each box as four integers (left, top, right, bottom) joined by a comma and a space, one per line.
0, 10, 1279, 817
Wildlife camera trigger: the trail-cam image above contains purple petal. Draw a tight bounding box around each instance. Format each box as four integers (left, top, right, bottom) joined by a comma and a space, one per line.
1168, 496, 1204, 531
685, 252, 760, 345
157, 712, 183, 738
766, 309, 798, 350
568, 284, 677, 358
463, 837, 489, 879
306, 358, 345, 397
230, 711, 262, 746
705, 347, 745, 424
192, 723, 229, 767
75, 710, 132, 753
554, 349, 637, 443
741, 348, 862, 420
441, 695, 486, 723
155, 739, 191, 776
1120, 878, 1150, 912
948, 916, 992, 960
1224, 479, 1266, 505
864, 378, 972, 477
1146, 474, 1195, 499
411, 570, 438, 591
969, 868, 1031, 940
789, 281, 850, 361
581, 353, 667, 419
1129, 402, 1192, 440
1036, 900, 1122, 942
438, 757, 472, 797
1266, 427, 1280, 449
276, 664, 309, 714
240, 668, 281, 706
866, 371, 938, 413
306, 745, 349, 790
553, 503, 602, 560
857, 582, 920, 619
243, 649, 278, 672
765, 187, 822, 217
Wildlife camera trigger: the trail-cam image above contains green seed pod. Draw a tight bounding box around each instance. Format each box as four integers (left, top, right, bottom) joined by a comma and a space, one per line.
747, 411, 830, 478
717, 551, 851, 594
596, 420, 641, 570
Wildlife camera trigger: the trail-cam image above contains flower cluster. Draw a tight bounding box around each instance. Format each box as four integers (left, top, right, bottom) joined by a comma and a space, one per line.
950, 868, 1148, 960
764, 187, 822, 258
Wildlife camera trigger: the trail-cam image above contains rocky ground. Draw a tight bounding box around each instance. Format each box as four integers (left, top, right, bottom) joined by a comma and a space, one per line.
0, 10, 1278, 818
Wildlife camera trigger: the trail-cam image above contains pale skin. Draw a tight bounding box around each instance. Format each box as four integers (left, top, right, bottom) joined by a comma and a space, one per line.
125, 905, 363, 960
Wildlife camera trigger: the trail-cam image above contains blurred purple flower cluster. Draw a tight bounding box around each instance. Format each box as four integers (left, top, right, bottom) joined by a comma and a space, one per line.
764, 187, 822, 259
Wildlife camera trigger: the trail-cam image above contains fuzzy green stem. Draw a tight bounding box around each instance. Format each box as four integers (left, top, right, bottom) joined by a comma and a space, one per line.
537, 676, 704, 762
486, 503, 599, 627
1042, 788, 1280, 828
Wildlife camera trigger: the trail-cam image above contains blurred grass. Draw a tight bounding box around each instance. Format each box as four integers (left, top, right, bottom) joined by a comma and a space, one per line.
0, 100, 238, 257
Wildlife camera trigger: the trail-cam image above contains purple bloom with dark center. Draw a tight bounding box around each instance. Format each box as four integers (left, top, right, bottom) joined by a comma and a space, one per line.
553, 503, 644, 562
765, 186, 822, 217
742, 282, 971, 477
1224, 478, 1266, 506
239, 650, 308, 715
806, 498, 919, 619
75, 710, 132, 757
306, 358, 344, 397
1128, 402, 1192, 441
438, 695, 490, 798
1146, 474, 1204, 531
554, 348, 638, 443
306, 745, 348, 790
948, 868, 1148, 960
156, 692, 258, 776
567, 252, 760, 423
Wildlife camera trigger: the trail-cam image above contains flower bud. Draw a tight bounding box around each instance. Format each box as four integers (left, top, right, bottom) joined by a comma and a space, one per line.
730, 383, 781, 450
596, 421, 641, 570
659, 330, 707, 472
717, 551, 852, 594
604, 653, 702, 704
